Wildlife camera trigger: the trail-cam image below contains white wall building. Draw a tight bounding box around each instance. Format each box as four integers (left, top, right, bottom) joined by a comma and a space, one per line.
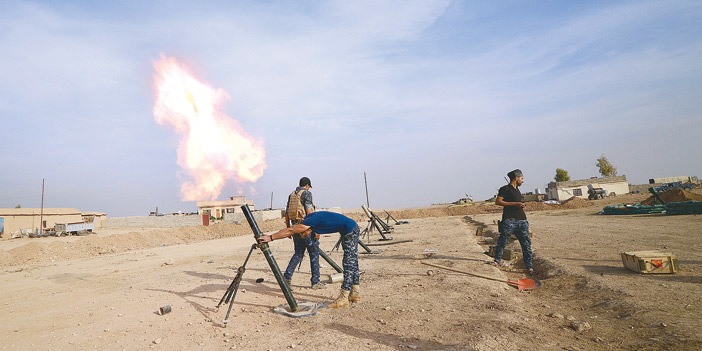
547, 176, 629, 201
196, 196, 254, 218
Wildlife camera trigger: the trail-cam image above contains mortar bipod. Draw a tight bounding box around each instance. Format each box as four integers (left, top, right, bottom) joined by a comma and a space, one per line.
361, 205, 393, 241
216, 243, 259, 324
384, 210, 409, 225
332, 235, 381, 255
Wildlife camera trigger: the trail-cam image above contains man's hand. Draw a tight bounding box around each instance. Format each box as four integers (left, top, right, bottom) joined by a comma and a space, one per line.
257, 234, 273, 244
260, 224, 310, 244
496, 196, 526, 208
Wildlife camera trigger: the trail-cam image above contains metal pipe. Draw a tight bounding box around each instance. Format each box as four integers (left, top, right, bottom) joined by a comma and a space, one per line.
372, 220, 390, 239
361, 205, 372, 219
384, 210, 397, 224
358, 239, 373, 253
365, 239, 413, 246
319, 250, 342, 273
241, 205, 298, 312
372, 211, 391, 231
40, 179, 44, 234
364, 172, 370, 208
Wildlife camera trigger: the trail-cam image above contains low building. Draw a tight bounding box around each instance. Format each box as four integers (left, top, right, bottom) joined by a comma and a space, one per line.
648, 176, 699, 184
81, 211, 107, 228
196, 196, 254, 218
521, 192, 547, 202
546, 176, 629, 202
1, 208, 80, 239
0, 208, 108, 240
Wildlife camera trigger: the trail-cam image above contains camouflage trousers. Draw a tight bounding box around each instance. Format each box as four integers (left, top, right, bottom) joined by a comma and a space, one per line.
494, 219, 533, 270
340, 226, 361, 291
283, 233, 321, 285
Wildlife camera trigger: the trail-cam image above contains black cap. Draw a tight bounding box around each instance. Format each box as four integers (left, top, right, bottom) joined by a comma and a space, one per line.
299, 177, 312, 187
507, 169, 523, 181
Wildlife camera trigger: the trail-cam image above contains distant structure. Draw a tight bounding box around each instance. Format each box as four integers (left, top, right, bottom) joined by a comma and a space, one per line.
521, 191, 547, 202
547, 176, 629, 202
81, 211, 107, 228
196, 196, 254, 219
0, 208, 106, 240
649, 176, 698, 184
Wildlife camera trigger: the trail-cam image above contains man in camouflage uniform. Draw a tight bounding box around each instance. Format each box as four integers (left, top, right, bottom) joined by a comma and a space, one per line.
259, 211, 361, 308
492, 169, 536, 275
283, 177, 325, 289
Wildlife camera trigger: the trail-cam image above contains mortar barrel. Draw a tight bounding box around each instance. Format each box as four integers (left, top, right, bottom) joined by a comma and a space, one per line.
241, 205, 299, 312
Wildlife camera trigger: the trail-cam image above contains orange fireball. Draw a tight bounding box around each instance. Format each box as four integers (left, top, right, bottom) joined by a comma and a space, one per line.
153, 55, 266, 201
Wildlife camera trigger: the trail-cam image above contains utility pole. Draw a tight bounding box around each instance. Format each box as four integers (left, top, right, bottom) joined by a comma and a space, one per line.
364, 172, 370, 208
40, 178, 45, 234
270, 192, 273, 210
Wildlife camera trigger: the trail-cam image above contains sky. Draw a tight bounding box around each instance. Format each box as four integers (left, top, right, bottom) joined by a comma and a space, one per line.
1, 0, 700, 217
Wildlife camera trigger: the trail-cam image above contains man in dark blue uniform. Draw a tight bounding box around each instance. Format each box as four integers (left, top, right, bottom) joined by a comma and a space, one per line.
282, 177, 324, 289
258, 211, 360, 308
492, 169, 536, 275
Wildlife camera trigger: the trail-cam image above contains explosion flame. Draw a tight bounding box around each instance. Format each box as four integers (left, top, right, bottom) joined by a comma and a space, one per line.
153, 55, 266, 201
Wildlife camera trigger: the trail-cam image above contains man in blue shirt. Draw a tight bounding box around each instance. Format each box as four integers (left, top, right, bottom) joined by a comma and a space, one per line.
258, 211, 361, 308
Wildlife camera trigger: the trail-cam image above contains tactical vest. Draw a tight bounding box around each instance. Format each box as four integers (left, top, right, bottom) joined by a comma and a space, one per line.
286, 189, 307, 221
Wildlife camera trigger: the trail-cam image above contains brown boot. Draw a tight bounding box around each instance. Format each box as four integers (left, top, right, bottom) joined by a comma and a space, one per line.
349, 285, 361, 303
328, 289, 350, 308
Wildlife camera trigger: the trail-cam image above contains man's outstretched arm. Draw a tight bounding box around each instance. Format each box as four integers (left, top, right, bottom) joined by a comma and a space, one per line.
258, 223, 311, 243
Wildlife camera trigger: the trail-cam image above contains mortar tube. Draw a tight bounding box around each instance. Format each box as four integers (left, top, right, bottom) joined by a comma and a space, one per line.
319, 250, 342, 273
358, 240, 373, 253
372, 219, 390, 239
241, 205, 298, 312
371, 211, 391, 231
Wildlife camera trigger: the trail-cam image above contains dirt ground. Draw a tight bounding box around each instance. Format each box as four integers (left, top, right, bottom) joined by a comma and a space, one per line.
1, 191, 701, 350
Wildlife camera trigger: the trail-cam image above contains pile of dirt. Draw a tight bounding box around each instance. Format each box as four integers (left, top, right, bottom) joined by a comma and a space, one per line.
640, 188, 702, 205
387, 200, 593, 219
385, 204, 504, 219
560, 196, 595, 209
0, 219, 286, 268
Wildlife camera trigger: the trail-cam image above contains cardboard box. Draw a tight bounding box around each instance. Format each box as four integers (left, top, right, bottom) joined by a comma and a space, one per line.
488, 246, 512, 260
620, 251, 679, 274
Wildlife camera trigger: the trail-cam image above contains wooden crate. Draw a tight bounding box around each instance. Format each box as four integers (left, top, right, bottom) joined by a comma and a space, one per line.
620, 251, 679, 274
488, 246, 512, 260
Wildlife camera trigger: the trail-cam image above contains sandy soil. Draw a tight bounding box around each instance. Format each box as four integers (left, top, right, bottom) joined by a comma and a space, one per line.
1, 191, 701, 350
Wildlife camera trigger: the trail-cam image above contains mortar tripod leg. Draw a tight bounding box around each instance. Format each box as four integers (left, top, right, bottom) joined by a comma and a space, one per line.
223, 268, 244, 325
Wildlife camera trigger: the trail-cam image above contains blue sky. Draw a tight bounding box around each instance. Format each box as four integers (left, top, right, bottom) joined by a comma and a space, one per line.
1, 0, 700, 217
